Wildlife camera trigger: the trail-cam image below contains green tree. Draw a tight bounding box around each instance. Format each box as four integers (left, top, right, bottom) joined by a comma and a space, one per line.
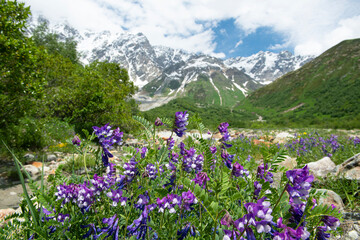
31, 17, 79, 64
0, 0, 47, 130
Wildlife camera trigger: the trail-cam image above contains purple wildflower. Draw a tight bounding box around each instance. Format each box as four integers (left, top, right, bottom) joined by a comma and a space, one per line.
141, 147, 148, 159
181, 190, 198, 211
253, 181, 262, 199
177, 223, 196, 240
257, 163, 274, 183
134, 191, 150, 211
123, 158, 138, 181
316, 226, 331, 240
127, 206, 154, 240
221, 150, 235, 169
286, 165, 314, 206
154, 117, 163, 126
106, 189, 127, 207
173, 111, 189, 137
274, 217, 310, 240
182, 148, 204, 172
145, 164, 159, 179
218, 122, 229, 134
232, 162, 249, 178
93, 124, 123, 166
97, 214, 120, 240
210, 146, 217, 154
192, 172, 210, 188
322, 215, 340, 231
220, 212, 234, 227
157, 193, 181, 213
223, 229, 241, 240
167, 137, 175, 151
72, 135, 81, 146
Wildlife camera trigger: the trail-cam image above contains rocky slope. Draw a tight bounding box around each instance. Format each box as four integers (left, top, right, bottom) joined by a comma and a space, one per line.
27, 16, 314, 110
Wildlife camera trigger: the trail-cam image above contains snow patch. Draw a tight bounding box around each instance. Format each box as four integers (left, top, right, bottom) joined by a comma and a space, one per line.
209, 77, 222, 106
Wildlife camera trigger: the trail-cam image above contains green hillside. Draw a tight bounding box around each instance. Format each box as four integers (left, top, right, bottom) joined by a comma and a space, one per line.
245, 38, 360, 128
142, 73, 256, 129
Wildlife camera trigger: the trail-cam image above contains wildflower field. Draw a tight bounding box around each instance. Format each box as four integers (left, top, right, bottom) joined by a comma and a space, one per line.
2, 111, 359, 240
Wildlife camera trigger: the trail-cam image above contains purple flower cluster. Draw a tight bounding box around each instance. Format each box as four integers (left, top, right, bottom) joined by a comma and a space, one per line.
154, 117, 163, 126
145, 164, 159, 179
253, 181, 262, 199
286, 165, 314, 206
222, 197, 273, 239
134, 191, 150, 210
257, 163, 274, 183
177, 223, 196, 240
181, 190, 198, 211
56, 163, 122, 210
182, 147, 204, 172
232, 162, 249, 178
55, 182, 94, 210
167, 137, 175, 150
350, 136, 360, 146
97, 214, 120, 239
173, 111, 189, 137
123, 157, 138, 181
106, 188, 127, 207
127, 205, 157, 239
221, 150, 235, 169
93, 124, 123, 166
72, 135, 81, 146
192, 172, 210, 188
274, 217, 310, 239
285, 133, 344, 158
157, 193, 182, 213
140, 147, 147, 158
218, 122, 232, 148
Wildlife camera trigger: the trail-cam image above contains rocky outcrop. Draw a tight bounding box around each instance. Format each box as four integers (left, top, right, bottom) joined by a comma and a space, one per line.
273, 132, 294, 144
335, 153, 360, 180
316, 189, 345, 212
307, 157, 337, 179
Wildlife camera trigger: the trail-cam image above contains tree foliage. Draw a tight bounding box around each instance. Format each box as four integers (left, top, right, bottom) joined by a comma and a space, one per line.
0, 0, 139, 150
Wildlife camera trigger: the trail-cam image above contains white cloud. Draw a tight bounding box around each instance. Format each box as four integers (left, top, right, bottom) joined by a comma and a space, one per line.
24, 0, 360, 57
235, 40, 243, 48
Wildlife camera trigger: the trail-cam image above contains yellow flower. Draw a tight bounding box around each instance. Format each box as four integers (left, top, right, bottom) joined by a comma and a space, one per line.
303, 132, 307, 135
58, 143, 66, 148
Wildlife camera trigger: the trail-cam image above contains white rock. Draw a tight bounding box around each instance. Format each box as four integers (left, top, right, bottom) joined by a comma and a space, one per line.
23, 153, 35, 161
47, 154, 57, 162
22, 165, 40, 180
307, 157, 336, 178
273, 132, 294, 143
347, 230, 359, 240
316, 189, 345, 212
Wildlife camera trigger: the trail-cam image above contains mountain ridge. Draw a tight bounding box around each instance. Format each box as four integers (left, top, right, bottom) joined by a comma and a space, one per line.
28, 15, 314, 110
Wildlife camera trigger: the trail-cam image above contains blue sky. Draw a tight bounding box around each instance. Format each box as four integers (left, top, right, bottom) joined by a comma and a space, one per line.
25, 0, 360, 58
213, 19, 290, 57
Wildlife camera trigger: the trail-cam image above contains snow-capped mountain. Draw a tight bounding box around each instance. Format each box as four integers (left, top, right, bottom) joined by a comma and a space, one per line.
225, 51, 313, 84
27, 16, 314, 110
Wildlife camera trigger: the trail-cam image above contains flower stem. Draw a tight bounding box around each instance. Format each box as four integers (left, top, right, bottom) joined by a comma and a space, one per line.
273, 180, 290, 212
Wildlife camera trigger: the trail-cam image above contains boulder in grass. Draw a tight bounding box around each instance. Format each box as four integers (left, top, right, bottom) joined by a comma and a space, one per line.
22, 164, 40, 180
23, 153, 35, 161
316, 189, 345, 213
307, 157, 336, 179
335, 153, 360, 181
47, 154, 57, 162
273, 132, 294, 144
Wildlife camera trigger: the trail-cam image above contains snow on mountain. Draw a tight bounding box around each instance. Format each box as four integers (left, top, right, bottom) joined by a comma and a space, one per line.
225, 51, 314, 84
27, 16, 315, 110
